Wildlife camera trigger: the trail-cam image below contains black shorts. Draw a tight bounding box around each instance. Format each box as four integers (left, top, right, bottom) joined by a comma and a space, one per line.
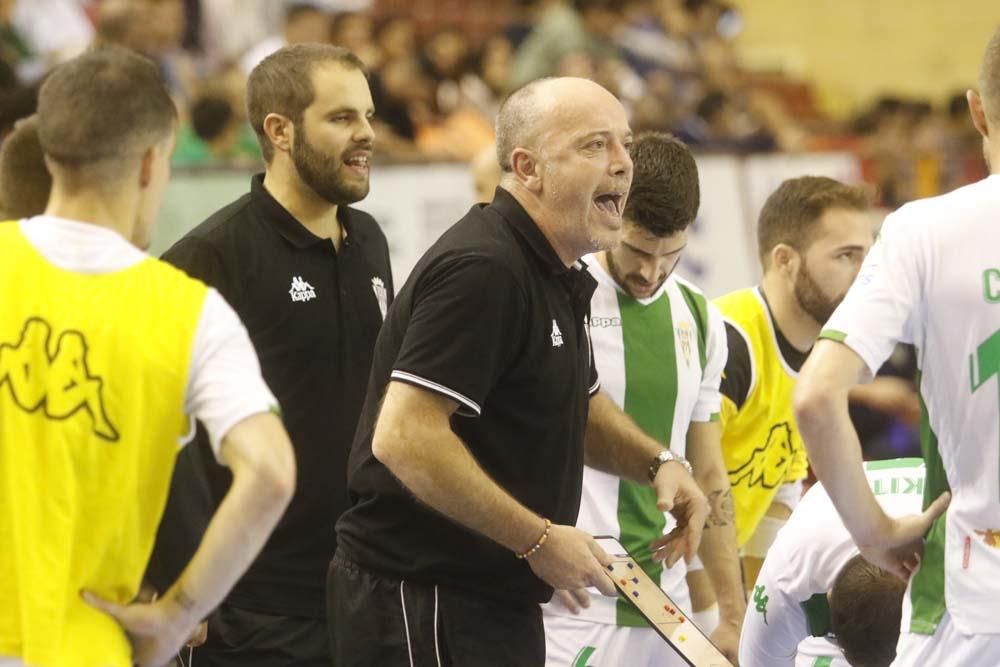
192, 603, 329, 667
327, 551, 545, 667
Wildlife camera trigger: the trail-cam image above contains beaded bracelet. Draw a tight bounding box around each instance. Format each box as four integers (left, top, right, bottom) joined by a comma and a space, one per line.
515, 518, 552, 559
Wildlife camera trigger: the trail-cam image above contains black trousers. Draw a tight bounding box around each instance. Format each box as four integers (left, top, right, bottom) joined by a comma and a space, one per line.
327, 552, 545, 667
192, 603, 329, 667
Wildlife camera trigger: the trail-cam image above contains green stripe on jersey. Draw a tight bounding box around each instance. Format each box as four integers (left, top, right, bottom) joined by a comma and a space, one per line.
864, 458, 923, 471
677, 282, 709, 372
909, 377, 949, 634
616, 292, 677, 626
812, 658, 834, 667
819, 329, 848, 343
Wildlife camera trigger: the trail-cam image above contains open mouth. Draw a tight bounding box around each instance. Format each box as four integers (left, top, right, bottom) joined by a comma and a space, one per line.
344, 152, 371, 176
593, 192, 625, 216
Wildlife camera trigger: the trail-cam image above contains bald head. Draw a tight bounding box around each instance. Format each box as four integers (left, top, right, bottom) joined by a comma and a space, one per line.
981, 27, 1000, 124
495, 77, 626, 173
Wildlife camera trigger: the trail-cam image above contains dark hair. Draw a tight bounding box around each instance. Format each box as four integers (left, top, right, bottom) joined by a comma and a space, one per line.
624, 132, 700, 237
756, 175, 870, 266
980, 27, 1000, 123
191, 96, 234, 142
829, 555, 907, 667
247, 43, 366, 163
0, 116, 51, 218
697, 90, 729, 123
948, 92, 970, 119
36, 46, 176, 166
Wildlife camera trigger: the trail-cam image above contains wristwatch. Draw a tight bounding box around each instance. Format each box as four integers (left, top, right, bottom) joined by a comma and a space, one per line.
648, 449, 693, 483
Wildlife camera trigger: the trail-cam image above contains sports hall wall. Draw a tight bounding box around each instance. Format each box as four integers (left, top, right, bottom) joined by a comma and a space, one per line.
153, 151, 860, 299
730, 0, 999, 118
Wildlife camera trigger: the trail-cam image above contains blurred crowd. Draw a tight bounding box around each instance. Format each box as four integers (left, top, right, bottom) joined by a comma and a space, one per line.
0, 0, 988, 202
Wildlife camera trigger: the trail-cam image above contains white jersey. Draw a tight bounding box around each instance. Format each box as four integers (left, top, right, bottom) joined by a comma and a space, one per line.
545, 257, 726, 626
822, 175, 1000, 636
739, 459, 926, 667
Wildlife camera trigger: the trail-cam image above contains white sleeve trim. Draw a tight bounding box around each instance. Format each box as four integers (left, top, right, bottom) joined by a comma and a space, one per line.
588, 379, 601, 395
185, 289, 279, 461
391, 370, 482, 417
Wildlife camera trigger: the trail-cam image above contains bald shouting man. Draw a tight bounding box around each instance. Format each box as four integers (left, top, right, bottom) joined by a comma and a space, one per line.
328, 77, 710, 666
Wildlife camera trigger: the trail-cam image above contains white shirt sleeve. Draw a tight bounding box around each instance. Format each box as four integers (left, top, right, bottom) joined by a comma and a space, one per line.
739, 546, 806, 667
184, 289, 279, 462
822, 211, 924, 376
692, 301, 727, 422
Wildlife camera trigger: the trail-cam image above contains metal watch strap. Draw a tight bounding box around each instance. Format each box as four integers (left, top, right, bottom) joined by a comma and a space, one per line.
648, 449, 693, 483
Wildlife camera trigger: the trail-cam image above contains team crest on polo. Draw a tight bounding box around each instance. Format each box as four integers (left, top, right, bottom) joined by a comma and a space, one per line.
0, 317, 119, 441
676, 321, 694, 367
371, 277, 388, 319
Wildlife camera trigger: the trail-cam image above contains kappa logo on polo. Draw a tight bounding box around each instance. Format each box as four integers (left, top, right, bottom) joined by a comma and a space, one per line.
550, 320, 564, 347
371, 276, 388, 319
289, 276, 316, 302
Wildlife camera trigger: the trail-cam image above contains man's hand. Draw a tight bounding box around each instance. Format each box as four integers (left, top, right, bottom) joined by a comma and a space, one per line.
709, 616, 741, 665
527, 525, 617, 596
82, 591, 192, 667
650, 461, 709, 567
552, 588, 592, 615
858, 491, 950, 580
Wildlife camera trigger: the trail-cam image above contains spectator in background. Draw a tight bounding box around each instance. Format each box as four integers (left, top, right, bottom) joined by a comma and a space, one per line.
173, 95, 262, 167
241, 2, 331, 74
4, 0, 93, 82
508, 0, 624, 89
374, 14, 416, 64
675, 89, 777, 152
330, 11, 379, 67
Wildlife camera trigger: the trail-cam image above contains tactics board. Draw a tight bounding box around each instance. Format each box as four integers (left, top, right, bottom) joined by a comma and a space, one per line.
594, 536, 733, 667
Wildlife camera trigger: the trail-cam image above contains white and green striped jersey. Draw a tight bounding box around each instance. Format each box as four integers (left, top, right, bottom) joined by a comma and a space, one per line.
822, 175, 1000, 637
548, 256, 727, 626
738, 458, 925, 667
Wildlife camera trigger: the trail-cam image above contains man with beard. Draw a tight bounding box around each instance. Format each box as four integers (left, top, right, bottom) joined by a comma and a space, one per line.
329, 77, 708, 667
151, 44, 391, 667
686, 176, 873, 617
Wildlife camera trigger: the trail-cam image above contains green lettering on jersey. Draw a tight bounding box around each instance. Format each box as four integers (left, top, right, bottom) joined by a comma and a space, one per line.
753, 585, 769, 625
983, 268, 1000, 304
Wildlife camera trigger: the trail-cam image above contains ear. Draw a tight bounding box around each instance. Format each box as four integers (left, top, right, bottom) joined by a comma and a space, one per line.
263, 113, 295, 156
968, 89, 990, 139
138, 145, 156, 189
509, 147, 542, 193
770, 243, 799, 276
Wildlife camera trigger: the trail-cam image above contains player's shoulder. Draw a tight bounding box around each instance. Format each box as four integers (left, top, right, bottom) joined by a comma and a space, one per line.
886, 176, 1000, 236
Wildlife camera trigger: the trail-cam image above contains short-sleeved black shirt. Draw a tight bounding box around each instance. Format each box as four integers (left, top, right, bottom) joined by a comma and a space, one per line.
336, 187, 600, 604
147, 174, 393, 617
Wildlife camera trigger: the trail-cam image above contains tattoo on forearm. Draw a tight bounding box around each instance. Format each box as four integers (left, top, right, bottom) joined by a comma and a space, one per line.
705, 488, 735, 529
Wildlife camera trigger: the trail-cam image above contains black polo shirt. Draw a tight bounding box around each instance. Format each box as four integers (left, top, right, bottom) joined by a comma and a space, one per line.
336, 186, 599, 604
150, 174, 393, 617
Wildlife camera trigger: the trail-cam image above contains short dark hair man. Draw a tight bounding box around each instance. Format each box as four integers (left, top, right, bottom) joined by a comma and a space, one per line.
0, 47, 294, 667
151, 43, 392, 667
329, 78, 708, 667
